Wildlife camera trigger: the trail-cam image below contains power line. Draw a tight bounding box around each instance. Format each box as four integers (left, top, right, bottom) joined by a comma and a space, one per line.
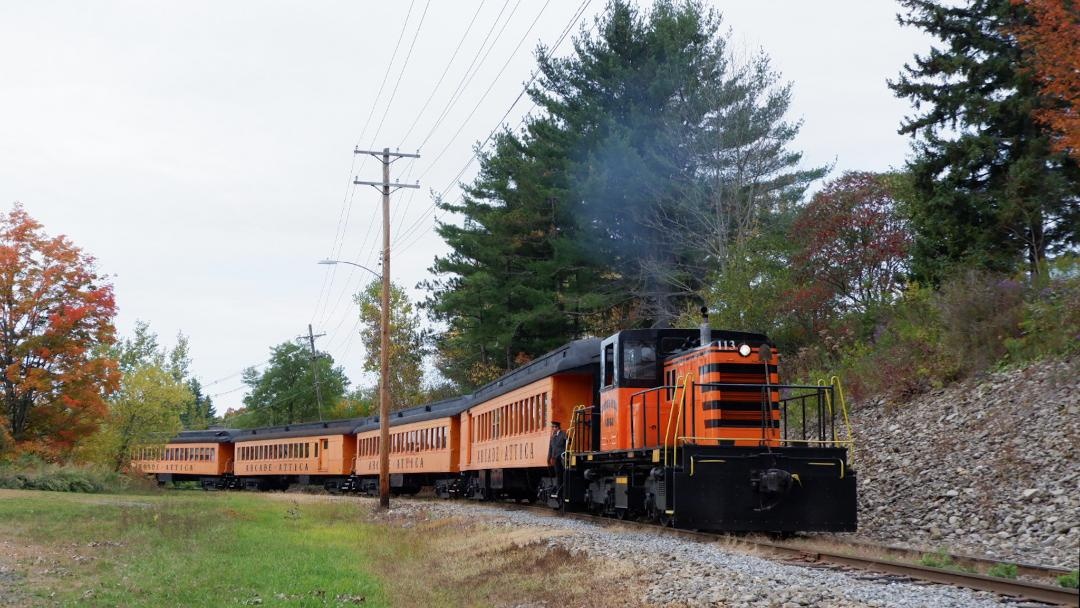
221, 380, 320, 427
203, 359, 272, 389
395, 103, 539, 254
312, 0, 418, 324
317, 157, 417, 332
209, 385, 247, 399
317, 3, 429, 330
319, 157, 418, 344
321, 0, 522, 327
398, 0, 488, 147
417, 0, 552, 181
299, 324, 327, 421
415, 0, 519, 150
367, 0, 432, 149
395, 0, 593, 250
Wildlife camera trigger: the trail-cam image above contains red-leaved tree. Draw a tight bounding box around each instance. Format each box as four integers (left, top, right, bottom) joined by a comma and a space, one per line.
1013, 0, 1080, 162
0, 204, 120, 459
789, 172, 912, 323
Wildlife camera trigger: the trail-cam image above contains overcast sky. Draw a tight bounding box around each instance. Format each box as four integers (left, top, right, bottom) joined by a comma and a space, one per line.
0, 1, 930, 414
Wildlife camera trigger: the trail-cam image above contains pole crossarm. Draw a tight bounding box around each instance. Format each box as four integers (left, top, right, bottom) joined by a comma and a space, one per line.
353, 179, 420, 190
354, 147, 420, 159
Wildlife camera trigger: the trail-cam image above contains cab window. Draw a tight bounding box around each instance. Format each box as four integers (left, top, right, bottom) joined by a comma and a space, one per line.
602, 342, 615, 388
622, 339, 657, 382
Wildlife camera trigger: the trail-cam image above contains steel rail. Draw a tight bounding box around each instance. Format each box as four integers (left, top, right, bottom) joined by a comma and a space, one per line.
795, 536, 1075, 580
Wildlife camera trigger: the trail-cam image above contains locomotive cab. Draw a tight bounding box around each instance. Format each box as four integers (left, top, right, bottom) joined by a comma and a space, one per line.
598, 327, 776, 452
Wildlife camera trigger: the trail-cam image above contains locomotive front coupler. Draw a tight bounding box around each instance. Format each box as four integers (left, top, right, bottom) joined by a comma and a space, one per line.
750, 468, 795, 512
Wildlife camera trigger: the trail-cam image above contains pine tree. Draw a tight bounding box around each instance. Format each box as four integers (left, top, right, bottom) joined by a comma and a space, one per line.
426, 0, 818, 386
890, 0, 1080, 281
427, 128, 603, 388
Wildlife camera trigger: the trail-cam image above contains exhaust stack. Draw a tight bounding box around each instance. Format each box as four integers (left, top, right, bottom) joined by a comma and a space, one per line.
699, 306, 712, 346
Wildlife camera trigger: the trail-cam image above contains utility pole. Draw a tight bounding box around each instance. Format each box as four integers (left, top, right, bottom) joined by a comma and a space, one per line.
302, 324, 327, 421
354, 147, 419, 511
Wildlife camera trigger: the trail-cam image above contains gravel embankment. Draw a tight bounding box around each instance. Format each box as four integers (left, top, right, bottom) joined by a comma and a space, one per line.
381, 499, 1015, 608
849, 357, 1079, 569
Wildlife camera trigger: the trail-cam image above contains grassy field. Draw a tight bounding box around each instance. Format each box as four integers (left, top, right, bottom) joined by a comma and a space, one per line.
0, 489, 633, 607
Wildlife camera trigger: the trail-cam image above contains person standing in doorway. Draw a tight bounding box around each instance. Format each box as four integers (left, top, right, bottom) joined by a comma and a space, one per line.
548, 420, 567, 485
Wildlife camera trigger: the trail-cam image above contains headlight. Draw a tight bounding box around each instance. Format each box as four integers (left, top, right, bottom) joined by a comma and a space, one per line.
738, 344, 752, 357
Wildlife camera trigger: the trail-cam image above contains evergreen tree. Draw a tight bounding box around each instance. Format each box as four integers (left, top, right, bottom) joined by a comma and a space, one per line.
426, 0, 817, 386
182, 377, 214, 429
533, 0, 713, 325
427, 127, 604, 387
890, 0, 1080, 281
533, 0, 821, 324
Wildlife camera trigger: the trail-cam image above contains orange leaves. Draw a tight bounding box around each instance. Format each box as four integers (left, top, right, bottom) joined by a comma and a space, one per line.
1013, 0, 1080, 161
1, 203, 119, 460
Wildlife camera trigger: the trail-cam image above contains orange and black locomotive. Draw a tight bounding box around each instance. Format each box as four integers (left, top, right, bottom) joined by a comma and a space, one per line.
550, 311, 856, 532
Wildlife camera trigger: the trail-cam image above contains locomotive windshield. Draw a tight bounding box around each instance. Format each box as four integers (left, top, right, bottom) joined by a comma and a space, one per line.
602, 329, 702, 389
622, 339, 656, 381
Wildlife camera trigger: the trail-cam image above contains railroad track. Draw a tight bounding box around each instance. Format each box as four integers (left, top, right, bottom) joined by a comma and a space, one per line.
485, 502, 1079, 607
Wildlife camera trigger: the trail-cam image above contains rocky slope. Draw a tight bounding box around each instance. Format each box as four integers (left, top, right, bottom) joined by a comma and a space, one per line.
848, 356, 1079, 568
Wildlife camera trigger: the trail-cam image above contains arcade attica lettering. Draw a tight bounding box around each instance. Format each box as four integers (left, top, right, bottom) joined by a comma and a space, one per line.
474, 441, 536, 464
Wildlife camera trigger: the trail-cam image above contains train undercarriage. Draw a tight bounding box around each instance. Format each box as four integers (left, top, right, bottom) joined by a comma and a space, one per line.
557, 444, 857, 532
155, 444, 855, 534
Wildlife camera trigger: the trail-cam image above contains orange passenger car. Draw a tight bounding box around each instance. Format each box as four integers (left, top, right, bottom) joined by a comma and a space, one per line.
131, 429, 235, 487
352, 396, 469, 494
454, 339, 599, 500
231, 419, 358, 490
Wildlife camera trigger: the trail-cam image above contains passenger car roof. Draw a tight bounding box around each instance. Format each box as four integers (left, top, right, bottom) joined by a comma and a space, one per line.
231, 418, 365, 442
168, 428, 239, 444
168, 338, 603, 442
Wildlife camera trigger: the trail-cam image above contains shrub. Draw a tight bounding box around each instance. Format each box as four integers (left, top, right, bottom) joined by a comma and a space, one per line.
0, 460, 132, 493
836, 285, 962, 402
986, 563, 1018, 579
782, 260, 1076, 405
936, 270, 1024, 375
1006, 260, 1080, 362
1059, 570, 1079, 589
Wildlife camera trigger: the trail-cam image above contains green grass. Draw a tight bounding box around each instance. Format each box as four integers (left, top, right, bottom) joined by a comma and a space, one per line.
917, 548, 954, 569
986, 562, 1017, 579
0, 491, 385, 607
1059, 570, 1079, 589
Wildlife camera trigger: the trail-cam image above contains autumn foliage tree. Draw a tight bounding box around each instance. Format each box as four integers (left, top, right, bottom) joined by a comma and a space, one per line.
789, 172, 912, 327
0, 204, 119, 458
1013, 0, 1080, 161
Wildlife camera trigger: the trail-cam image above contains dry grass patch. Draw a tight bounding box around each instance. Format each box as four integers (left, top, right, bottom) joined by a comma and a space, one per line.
0, 535, 113, 606
368, 509, 646, 608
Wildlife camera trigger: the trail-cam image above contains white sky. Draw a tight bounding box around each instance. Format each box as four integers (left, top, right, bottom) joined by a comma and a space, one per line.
0, 1, 930, 414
